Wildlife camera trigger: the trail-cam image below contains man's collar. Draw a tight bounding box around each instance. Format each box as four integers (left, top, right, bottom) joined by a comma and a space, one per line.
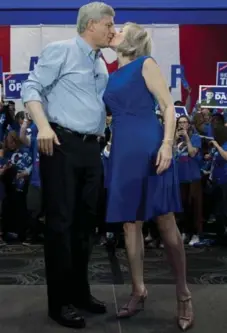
76, 35, 101, 60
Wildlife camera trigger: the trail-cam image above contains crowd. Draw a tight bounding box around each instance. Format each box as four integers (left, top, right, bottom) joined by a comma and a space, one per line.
0, 90, 227, 249
0, 101, 42, 246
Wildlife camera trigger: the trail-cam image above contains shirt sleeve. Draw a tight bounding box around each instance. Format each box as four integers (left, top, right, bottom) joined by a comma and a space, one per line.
191, 133, 202, 149
21, 41, 68, 104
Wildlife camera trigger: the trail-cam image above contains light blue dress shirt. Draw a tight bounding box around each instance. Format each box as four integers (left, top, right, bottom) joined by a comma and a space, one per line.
21, 36, 108, 135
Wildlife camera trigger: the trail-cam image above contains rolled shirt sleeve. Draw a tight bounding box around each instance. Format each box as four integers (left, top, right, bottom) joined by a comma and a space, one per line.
21, 41, 68, 104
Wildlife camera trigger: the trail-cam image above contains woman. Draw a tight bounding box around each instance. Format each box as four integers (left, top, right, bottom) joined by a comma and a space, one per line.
103, 23, 193, 330
175, 115, 203, 246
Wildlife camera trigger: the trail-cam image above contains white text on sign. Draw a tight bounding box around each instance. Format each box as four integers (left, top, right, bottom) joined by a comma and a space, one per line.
220, 73, 227, 85
8, 81, 22, 92
215, 92, 227, 100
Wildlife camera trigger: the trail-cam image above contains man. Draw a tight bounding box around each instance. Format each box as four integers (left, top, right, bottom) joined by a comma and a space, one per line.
201, 89, 218, 107
21, 2, 115, 329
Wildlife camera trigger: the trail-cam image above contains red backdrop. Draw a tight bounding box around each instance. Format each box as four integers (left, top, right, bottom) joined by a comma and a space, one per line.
180, 25, 227, 109
0, 26, 10, 75
0, 25, 227, 111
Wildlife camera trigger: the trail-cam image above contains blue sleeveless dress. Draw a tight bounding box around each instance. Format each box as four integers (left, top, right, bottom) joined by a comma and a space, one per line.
103, 56, 181, 223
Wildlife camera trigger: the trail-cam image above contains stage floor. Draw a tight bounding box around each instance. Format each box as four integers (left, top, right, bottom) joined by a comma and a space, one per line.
0, 284, 227, 333
1, 244, 227, 285
0, 244, 227, 331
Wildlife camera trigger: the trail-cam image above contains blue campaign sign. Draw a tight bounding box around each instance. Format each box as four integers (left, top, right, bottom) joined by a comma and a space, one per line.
216, 62, 227, 86
3, 72, 29, 100
199, 85, 227, 109
171, 65, 189, 89
175, 106, 188, 118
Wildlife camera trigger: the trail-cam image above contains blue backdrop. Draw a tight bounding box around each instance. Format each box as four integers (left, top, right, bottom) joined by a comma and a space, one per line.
1, 0, 227, 24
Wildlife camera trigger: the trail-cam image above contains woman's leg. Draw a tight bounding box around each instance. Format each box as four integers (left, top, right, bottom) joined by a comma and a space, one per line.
117, 221, 147, 318
157, 213, 193, 330
123, 221, 145, 295
157, 213, 189, 296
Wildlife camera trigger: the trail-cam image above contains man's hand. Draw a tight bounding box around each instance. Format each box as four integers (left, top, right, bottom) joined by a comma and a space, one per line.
37, 125, 60, 155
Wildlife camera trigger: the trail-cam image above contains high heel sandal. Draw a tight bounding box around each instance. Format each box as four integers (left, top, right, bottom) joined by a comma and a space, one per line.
177, 295, 194, 331
117, 290, 148, 318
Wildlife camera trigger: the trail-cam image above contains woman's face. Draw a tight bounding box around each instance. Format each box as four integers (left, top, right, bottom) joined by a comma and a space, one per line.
109, 25, 128, 48
178, 117, 189, 131
5, 133, 17, 151
201, 108, 211, 123
106, 115, 112, 126
17, 117, 24, 125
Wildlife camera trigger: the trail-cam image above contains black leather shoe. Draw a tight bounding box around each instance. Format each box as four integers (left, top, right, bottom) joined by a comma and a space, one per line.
75, 295, 107, 314
49, 304, 86, 329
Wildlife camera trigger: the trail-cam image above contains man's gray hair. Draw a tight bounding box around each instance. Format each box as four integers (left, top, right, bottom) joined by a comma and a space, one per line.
77, 2, 115, 34
117, 23, 151, 59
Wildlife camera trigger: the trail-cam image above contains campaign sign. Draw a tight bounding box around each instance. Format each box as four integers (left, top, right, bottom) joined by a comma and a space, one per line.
3, 72, 29, 99
199, 85, 227, 109
216, 62, 227, 86
175, 106, 188, 118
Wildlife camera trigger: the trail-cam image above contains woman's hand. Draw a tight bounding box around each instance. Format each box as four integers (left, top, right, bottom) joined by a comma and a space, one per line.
175, 131, 181, 140
180, 130, 189, 139
156, 143, 172, 175
176, 129, 188, 140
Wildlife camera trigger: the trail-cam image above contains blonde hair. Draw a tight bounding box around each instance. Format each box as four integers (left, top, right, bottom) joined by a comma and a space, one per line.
116, 22, 151, 60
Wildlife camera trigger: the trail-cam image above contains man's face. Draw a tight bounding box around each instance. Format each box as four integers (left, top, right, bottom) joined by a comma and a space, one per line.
206, 91, 214, 100
89, 16, 115, 48
109, 25, 128, 48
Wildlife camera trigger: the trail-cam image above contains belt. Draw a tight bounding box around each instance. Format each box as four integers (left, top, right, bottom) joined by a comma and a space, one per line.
50, 123, 98, 142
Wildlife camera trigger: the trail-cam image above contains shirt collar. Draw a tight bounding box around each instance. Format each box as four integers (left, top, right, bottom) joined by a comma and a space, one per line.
76, 35, 101, 60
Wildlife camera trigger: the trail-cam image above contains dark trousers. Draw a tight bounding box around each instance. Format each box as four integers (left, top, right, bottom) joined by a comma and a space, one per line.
27, 184, 43, 239
212, 182, 227, 237
179, 180, 203, 235
1, 166, 28, 241
2, 190, 28, 241
40, 125, 102, 315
